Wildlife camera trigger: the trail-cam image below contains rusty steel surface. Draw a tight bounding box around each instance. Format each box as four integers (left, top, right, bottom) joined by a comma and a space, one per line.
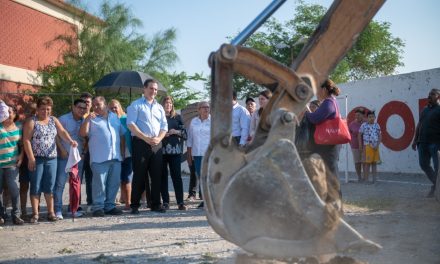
203, 0, 386, 259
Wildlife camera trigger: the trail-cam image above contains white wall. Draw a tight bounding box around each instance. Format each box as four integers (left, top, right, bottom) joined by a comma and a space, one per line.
337, 68, 440, 174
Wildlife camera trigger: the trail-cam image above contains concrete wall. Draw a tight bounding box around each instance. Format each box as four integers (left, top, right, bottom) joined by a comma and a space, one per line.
336, 68, 440, 174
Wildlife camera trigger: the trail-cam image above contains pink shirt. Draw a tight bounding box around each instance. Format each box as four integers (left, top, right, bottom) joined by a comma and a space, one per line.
349, 120, 362, 149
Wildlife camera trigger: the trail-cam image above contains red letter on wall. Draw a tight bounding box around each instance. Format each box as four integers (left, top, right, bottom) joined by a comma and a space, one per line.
377, 101, 415, 151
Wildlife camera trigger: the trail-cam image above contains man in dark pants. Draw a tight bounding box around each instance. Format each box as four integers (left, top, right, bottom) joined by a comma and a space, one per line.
412, 88, 440, 198
80, 93, 94, 209
127, 79, 168, 213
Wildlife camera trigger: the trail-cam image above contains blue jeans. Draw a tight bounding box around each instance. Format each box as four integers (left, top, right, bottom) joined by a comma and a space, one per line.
29, 157, 57, 195
120, 157, 133, 183
193, 156, 203, 199
417, 143, 440, 188
0, 167, 20, 218
54, 158, 84, 213
91, 160, 121, 212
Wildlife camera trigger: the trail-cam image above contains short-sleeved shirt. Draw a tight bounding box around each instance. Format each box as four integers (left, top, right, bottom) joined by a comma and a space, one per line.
187, 116, 211, 157
0, 101, 9, 123
88, 111, 124, 164
58, 112, 84, 155
348, 120, 362, 149
126, 97, 168, 138
359, 122, 381, 148
0, 123, 21, 168
417, 104, 440, 144
31, 116, 57, 158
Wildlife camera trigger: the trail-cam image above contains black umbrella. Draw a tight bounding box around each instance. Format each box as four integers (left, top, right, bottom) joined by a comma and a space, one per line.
93, 71, 167, 99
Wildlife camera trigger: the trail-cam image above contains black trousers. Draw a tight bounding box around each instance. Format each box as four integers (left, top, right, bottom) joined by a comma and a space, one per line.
82, 152, 93, 205
161, 154, 184, 205
188, 162, 200, 198
130, 137, 163, 209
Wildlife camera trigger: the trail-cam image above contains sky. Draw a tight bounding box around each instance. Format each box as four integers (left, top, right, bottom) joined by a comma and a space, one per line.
83, 0, 440, 92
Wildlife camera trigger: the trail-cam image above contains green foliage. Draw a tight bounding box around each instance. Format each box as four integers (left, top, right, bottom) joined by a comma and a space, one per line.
230, 2, 404, 98
37, 0, 199, 115
155, 72, 204, 110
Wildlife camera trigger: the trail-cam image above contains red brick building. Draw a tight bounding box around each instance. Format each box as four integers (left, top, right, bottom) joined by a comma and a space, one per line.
0, 0, 98, 99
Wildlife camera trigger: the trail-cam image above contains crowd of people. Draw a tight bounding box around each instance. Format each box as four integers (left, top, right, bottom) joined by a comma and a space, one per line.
1, 79, 437, 225
0, 78, 346, 225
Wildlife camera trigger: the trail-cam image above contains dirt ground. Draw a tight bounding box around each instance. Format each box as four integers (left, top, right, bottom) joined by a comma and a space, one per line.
0, 173, 439, 264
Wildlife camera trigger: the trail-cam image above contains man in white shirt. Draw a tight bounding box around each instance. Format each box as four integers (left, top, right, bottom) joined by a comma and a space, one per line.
232, 91, 251, 147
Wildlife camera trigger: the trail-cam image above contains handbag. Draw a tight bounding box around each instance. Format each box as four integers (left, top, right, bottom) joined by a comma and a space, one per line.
314, 99, 351, 145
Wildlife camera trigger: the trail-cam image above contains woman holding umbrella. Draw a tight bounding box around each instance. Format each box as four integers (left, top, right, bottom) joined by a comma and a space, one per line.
23, 96, 78, 223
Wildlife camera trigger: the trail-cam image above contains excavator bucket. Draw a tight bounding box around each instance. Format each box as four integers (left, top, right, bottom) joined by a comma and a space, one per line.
201, 0, 385, 259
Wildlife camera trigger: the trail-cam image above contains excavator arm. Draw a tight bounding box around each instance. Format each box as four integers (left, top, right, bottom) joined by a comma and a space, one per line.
202, 0, 385, 259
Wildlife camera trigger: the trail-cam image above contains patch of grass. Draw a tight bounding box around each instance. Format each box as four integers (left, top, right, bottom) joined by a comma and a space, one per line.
58, 247, 74, 254
344, 198, 395, 212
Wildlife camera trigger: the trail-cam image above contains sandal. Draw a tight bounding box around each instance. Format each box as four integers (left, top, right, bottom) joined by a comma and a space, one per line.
30, 214, 39, 224
47, 213, 58, 222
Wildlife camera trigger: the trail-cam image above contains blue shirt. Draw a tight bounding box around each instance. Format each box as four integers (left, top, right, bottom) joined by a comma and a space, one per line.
126, 97, 168, 137
58, 112, 84, 155
88, 111, 124, 164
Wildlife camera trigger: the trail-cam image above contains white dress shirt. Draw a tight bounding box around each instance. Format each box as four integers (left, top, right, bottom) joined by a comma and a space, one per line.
232, 102, 250, 145
187, 115, 211, 157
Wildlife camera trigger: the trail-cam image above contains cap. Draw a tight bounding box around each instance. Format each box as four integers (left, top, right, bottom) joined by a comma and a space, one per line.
246, 97, 255, 104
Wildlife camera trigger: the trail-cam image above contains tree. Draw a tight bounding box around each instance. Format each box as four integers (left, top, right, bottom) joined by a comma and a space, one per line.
155, 72, 205, 110
37, 1, 200, 115
231, 2, 405, 98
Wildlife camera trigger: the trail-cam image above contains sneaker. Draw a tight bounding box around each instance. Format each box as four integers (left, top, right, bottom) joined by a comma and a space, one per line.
131, 208, 140, 215
197, 202, 204, 209
55, 212, 64, 220
186, 195, 196, 202
73, 211, 84, 217
92, 210, 105, 217
178, 204, 188, 211
162, 203, 170, 210
86, 205, 93, 213
105, 207, 123, 215
13, 216, 24, 225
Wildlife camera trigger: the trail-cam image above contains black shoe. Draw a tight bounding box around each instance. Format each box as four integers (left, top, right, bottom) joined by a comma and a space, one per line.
162, 203, 169, 210
131, 208, 140, 215
178, 204, 188, 211
197, 202, 204, 208
151, 206, 166, 213
92, 209, 105, 217
105, 207, 123, 215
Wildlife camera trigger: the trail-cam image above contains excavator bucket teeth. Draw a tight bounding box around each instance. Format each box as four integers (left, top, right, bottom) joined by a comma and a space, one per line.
203, 110, 381, 258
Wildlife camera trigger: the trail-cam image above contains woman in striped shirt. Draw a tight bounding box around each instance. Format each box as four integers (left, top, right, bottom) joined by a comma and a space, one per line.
0, 104, 24, 225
